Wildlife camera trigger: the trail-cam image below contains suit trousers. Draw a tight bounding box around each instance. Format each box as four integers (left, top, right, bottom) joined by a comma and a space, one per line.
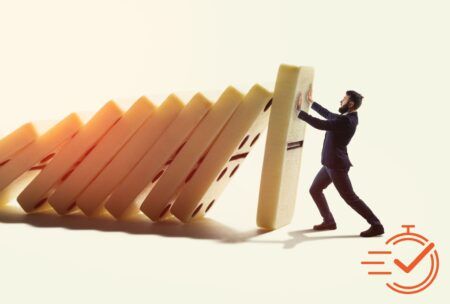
309, 165, 381, 225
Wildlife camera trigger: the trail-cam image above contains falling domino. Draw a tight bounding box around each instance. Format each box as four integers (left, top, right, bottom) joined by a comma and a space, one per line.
48, 97, 155, 214
76, 95, 184, 216
139, 86, 243, 221
0, 114, 82, 193
0, 123, 39, 204
0, 123, 38, 166
170, 84, 272, 222
257, 64, 314, 230
17, 101, 123, 212
104, 93, 211, 219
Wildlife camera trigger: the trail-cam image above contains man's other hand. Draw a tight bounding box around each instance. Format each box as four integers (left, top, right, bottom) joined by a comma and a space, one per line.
306, 85, 313, 104
296, 85, 313, 113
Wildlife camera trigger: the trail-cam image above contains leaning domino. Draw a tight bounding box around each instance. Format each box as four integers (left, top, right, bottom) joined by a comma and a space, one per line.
76, 95, 184, 216
257, 64, 314, 230
170, 84, 272, 222
139, 86, 243, 221
104, 93, 211, 219
0, 123, 38, 166
17, 101, 123, 212
0, 114, 82, 193
48, 97, 155, 214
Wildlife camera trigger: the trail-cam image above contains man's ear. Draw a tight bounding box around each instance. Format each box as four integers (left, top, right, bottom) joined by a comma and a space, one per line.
348, 101, 355, 109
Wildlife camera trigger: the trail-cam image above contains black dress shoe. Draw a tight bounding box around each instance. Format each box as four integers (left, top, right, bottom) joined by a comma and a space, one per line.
313, 221, 337, 231
360, 224, 384, 237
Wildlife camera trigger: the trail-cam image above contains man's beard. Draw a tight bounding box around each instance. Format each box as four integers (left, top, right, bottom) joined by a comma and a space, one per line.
338, 103, 350, 114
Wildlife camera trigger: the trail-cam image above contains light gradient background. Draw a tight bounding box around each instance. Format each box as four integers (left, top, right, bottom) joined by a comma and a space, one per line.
0, 0, 448, 303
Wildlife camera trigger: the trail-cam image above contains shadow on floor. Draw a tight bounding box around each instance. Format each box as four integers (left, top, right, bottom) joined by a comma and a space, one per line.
248, 228, 362, 249
0, 204, 268, 243
0, 204, 374, 248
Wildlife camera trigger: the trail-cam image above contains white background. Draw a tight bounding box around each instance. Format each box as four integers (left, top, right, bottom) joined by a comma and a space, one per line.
0, 1, 448, 303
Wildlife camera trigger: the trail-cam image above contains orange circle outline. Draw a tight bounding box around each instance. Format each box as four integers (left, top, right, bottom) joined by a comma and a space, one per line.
386, 232, 439, 295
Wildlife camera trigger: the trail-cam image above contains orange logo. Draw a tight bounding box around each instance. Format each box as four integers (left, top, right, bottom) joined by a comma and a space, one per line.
361, 225, 439, 294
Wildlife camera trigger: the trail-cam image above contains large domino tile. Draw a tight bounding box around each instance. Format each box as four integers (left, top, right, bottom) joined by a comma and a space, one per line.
104, 93, 212, 219
76, 95, 184, 216
257, 64, 315, 230
170, 84, 273, 223
139, 86, 244, 221
0, 114, 83, 196
48, 97, 156, 215
0, 64, 314, 229
17, 101, 123, 212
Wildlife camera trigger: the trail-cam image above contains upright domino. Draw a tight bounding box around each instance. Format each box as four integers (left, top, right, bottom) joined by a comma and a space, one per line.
76, 95, 184, 216
0, 114, 82, 193
104, 93, 211, 219
48, 97, 155, 214
0, 123, 38, 165
17, 101, 123, 212
140, 86, 243, 221
171, 84, 272, 222
257, 64, 314, 230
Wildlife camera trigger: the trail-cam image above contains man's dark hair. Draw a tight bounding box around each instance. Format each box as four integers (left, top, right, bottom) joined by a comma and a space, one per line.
346, 90, 363, 110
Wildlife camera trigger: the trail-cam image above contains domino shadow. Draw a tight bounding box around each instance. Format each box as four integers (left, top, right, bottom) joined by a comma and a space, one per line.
0, 204, 267, 243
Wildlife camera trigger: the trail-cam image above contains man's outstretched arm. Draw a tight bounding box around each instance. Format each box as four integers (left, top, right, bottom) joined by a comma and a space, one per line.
311, 101, 340, 119
297, 110, 348, 131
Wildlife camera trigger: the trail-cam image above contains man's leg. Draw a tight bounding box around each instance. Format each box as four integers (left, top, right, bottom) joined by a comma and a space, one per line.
309, 166, 336, 229
326, 166, 384, 236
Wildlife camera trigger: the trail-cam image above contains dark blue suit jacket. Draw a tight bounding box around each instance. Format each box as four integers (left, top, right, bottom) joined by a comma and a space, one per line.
298, 101, 358, 169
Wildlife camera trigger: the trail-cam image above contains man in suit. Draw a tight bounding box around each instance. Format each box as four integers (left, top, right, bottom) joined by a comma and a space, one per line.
296, 89, 384, 237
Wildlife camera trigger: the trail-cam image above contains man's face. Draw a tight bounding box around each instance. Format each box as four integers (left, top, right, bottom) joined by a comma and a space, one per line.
338, 94, 353, 114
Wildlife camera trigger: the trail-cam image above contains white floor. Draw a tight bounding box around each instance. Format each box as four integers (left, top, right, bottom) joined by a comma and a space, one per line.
0, 132, 447, 304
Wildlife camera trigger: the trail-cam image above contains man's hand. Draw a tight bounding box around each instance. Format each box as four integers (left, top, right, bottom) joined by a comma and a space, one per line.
306, 85, 313, 104
295, 92, 303, 112
296, 85, 313, 113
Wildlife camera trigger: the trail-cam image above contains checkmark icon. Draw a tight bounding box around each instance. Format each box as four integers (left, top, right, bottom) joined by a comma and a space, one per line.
394, 242, 435, 273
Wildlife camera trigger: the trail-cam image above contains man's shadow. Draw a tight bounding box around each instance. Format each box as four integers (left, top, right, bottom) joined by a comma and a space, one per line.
248, 229, 360, 249
0, 204, 267, 243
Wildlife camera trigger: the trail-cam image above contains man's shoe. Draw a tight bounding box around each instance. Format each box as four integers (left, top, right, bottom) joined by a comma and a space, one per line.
313, 221, 337, 231
360, 224, 384, 237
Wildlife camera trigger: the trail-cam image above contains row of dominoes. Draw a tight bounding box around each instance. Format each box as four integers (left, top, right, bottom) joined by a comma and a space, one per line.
0, 64, 314, 229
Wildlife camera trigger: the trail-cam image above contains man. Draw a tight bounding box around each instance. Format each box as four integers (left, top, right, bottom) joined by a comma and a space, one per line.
296, 89, 384, 237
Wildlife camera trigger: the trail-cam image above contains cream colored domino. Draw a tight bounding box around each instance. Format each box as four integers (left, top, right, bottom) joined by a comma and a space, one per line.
0, 113, 83, 193
140, 86, 243, 221
171, 84, 273, 222
0, 171, 41, 206
76, 95, 184, 216
0, 123, 39, 205
0, 123, 38, 165
48, 97, 155, 214
104, 93, 211, 219
0, 187, 10, 204
257, 64, 314, 230
17, 101, 123, 212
